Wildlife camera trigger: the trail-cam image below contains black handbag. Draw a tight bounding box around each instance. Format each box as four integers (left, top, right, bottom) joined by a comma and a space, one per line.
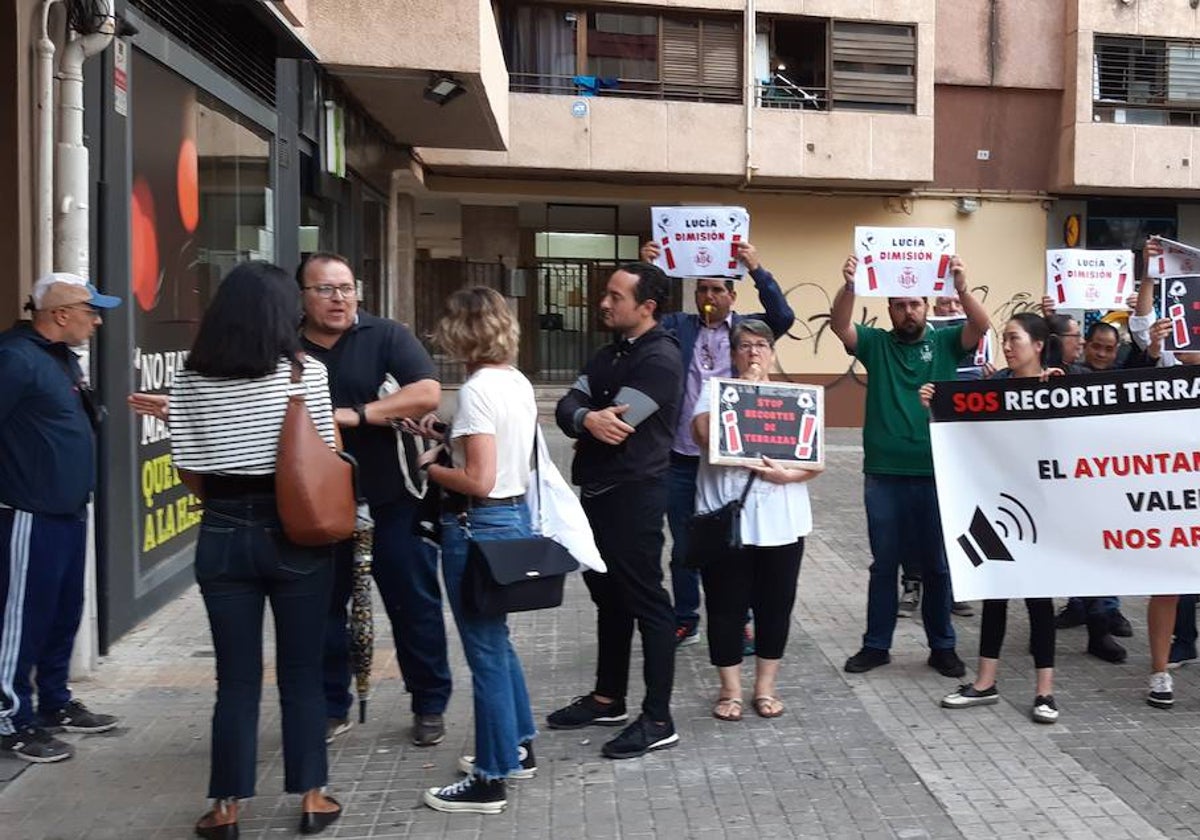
462, 427, 578, 617
683, 472, 757, 570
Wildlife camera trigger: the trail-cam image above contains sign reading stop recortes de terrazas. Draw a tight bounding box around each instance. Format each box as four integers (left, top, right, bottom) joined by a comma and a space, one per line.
1162, 275, 1200, 352
651, 206, 750, 279
929, 367, 1200, 601
1045, 248, 1134, 310
853, 226, 956, 297
707, 378, 824, 471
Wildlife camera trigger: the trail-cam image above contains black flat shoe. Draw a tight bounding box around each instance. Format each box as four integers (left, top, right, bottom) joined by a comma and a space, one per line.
194, 817, 238, 839
298, 796, 342, 835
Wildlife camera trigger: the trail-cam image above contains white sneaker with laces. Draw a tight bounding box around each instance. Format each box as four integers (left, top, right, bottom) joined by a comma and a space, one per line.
1148, 670, 1174, 709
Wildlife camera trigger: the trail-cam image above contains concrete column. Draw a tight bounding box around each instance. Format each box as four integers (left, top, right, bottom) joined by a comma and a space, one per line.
461, 204, 520, 267
390, 182, 416, 326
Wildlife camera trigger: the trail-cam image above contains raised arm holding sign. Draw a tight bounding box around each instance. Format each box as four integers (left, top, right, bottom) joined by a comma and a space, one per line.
1045, 249, 1134, 310
651, 206, 750, 279
852, 226, 956, 297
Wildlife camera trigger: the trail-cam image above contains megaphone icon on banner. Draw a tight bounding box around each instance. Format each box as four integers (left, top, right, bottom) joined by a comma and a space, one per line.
957, 493, 1037, 568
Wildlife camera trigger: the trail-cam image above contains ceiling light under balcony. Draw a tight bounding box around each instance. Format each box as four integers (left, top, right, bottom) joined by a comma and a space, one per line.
424, 75, 467, 107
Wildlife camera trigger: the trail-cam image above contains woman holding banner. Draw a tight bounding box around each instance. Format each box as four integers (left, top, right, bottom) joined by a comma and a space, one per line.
690, 319, 817, 721
921, 313, 1061, 724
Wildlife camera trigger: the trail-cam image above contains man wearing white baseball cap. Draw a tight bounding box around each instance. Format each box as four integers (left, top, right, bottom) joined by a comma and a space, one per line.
0, 272, 121, 763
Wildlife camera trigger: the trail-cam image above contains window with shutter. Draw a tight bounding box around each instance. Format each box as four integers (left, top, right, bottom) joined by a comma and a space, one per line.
700, 20, 741, 102
830, 21, 915, 113
662, 18, 701, 95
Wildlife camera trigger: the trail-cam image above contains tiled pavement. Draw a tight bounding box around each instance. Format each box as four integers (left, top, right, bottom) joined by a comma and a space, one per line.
3, 428, 1200, 838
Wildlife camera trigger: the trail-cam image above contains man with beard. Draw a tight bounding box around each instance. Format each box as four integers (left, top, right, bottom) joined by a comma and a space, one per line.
832, 255, 988, 677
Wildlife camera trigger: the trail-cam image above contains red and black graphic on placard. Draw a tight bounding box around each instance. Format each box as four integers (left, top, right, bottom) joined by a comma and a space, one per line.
710, 379, 824, 469
1163, 275, 1200, 352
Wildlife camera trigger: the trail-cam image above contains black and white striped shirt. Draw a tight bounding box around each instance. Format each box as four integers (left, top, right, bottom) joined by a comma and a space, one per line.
169, 357, 336, 474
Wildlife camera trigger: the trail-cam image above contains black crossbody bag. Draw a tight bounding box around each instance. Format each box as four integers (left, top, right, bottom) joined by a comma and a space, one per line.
683, 472, 757, 570
463, 428, 577, 617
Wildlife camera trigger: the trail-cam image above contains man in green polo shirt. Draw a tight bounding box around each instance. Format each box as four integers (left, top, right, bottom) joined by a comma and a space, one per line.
830, 253, 990, 677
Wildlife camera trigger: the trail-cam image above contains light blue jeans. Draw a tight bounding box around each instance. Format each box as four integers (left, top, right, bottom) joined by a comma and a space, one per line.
440, 503, 537, 780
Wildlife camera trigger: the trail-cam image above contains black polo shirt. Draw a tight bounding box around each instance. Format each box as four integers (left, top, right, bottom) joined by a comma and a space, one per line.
301, 312, 437, 507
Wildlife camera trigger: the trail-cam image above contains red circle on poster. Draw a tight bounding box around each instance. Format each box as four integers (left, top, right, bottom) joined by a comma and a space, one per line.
177, 138, 199, 234
131, 177, 160, 311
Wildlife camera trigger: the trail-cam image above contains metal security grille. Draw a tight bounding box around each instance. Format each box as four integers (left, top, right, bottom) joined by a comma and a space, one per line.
1094, 35, 1200, 125
129, 0, 277, 103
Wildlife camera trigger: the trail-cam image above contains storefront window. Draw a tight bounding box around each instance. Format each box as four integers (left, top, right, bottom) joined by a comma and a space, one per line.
130, 49, 273, 579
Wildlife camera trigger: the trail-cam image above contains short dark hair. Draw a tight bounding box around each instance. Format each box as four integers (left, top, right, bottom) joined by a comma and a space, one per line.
1007, 312, 1062, 368
295, 251, 353, 287
1046, 314, 1076, 337
1085, 321, 1119, 343
186, 261, 303, 379
617, 261, 671, 321
695, 277, 735, 293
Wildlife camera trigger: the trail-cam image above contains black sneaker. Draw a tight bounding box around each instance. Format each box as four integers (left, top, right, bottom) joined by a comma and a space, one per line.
38, 699, 117, 734
928, 648, 967, 678
0, 726, 73, 763
1055, 602, 1086, 629
951, 601, 975, 618
1169, 640, 1199, 669
601, 714, 679, 760
546, 695, 628, 730
458, 740, 537, 780
844, 647, 890, 673
412, 713, 445, 747
1109, 610, 1133, 638
941, 684, 999, 709
1031, 695, 1059, 724
422, 775, 506, 814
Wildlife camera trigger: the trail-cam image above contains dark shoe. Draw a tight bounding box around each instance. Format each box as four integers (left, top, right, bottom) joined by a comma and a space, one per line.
546, 695, 628, 730
928, 648, 967, 678
458, 740, 537, 779
325, 717, 353, 744
412, 714, 445, 747
1087, 616, 1127, 663
844, 647, 890, 673
1031, 695, 1059, 724
1169, 639, 1199, 669
951, 601, 975, 618
423, 775, 506, 814
298, 795, 342, 835
674, 620, 700, 647
1148, 671, 1174, 709
941, 683, 999, 708
897, 580, 921, 618
1055, 602, 1086, 629
601, 714, 679, 759
194, 800, 238, 839
39, 698, 117, 734
1109, 610, 1133, 638
0, 725, 72, 763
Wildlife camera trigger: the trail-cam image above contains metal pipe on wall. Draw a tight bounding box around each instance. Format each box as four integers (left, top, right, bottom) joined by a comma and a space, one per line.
37, 0, 62, 278
741, 0, 755, 189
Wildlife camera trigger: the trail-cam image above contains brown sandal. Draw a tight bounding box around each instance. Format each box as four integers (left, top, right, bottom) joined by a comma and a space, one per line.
752, 696, 785, 718
712, 697, 743, 721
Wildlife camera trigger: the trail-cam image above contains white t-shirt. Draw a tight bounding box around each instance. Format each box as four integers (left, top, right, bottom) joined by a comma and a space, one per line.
451, 366, 538, 498
691, 378, 813, 547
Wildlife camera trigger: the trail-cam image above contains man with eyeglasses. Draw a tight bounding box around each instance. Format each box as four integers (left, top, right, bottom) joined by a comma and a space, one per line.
639, 239, 794, 649
0, 273, 122, 763
296, 252, 451, 748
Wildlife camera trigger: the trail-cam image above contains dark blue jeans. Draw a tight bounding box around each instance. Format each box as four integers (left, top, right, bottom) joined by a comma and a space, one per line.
1176, 595, 1198, 647
324, 499, 452, 718
666, 455, 701, 625
1065, 596, 1120, 616
196, 496, 333, 798
863, 475, 955, 652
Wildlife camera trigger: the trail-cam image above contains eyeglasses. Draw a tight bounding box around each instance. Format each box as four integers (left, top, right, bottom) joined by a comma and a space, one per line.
305, 284, 357, 300
64, 304, 101, 318
735, 341, 772, 353
1061, 332, 1082, 339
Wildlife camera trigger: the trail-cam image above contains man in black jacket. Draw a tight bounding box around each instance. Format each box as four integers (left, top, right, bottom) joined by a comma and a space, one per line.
549, 262, 684, 760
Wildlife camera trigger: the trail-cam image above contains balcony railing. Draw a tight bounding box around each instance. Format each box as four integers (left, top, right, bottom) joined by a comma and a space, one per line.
509, 72, 741, 103
757, 73, 828, 111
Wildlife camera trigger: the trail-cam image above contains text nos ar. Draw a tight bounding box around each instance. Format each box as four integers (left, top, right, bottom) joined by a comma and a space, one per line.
1102, 526, 1200, 550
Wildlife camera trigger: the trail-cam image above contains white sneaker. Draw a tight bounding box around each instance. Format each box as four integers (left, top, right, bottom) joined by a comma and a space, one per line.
1148, 671, 1174, 709
1031, 695, 1059, 724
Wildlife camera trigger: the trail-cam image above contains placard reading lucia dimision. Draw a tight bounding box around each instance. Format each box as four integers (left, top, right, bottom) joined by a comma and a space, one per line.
707, 378, 825, 470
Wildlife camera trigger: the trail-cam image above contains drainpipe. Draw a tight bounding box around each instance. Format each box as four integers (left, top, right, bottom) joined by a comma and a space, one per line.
740, 0, 755, 189
37, 0, 62, 278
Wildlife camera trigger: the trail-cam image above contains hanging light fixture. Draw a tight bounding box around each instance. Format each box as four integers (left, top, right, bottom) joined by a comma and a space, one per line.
424, 74, 466, 106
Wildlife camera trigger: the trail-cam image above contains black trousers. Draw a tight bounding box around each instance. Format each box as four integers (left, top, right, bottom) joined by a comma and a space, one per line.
701, 540, 804, 667
979, 598, 1055, 669
581, 478, 675, 722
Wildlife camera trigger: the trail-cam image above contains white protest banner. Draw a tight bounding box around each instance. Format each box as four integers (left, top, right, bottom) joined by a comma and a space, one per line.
651, 206, 750, 279
930, 367, 1200, 600
1045, 249, 1133, 310
1162, 275, 1200, 351
1147, 236, 1200, 279
853, 226, 955, 297
707, 378, 825, 470
929, 315, 992, 374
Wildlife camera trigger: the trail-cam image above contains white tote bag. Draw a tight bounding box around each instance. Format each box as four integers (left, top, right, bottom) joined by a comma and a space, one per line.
524, 426, 606, 574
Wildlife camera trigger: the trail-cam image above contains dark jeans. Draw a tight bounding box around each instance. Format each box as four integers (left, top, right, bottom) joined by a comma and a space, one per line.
1176, 595, 1198, 647
323, 499, 451, 718
581, 478, 676, 723
701, 540, 803, 667
666, 454, 701, 625
979, 599, 1055, 669
196, 496, 333, 798
1066, 596, 1120, 616
863, 475, 955, 652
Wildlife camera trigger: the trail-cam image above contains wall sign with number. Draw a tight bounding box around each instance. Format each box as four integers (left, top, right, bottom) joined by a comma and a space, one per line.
707, 378, 825, 470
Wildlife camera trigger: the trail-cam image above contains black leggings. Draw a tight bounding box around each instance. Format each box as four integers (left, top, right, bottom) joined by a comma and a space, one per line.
979, 598, 1055, 669
701, 540, 804, 667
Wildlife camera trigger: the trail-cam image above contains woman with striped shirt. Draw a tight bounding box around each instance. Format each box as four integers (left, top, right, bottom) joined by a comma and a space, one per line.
168, 262, 343, 838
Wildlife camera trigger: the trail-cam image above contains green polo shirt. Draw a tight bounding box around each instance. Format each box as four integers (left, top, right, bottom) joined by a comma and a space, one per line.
854, 322, 965, 476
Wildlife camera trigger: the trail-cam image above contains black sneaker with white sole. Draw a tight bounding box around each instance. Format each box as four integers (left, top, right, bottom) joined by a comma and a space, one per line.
1, 726, 73, 763
941, 684, 999, 709
38, 699, 117, 734
1031, 695, 1059, 724
458, 741, 537, 779
601, 714, 679, 760
1148, 671, 1175, 709
422, 775, 506, 814
546, 695, 628, 729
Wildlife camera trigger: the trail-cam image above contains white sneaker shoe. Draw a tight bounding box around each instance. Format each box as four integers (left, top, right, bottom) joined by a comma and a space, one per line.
1148, 671, 1174, 709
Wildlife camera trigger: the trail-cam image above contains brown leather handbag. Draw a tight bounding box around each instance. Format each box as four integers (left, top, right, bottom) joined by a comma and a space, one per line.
275, 357, 357, 546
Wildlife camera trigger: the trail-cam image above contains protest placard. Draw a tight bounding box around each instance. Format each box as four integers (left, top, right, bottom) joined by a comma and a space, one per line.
852, 226, 956, 297
1045, 249, 1134, 310
651, 206, 750, 279
707, 378, 824, 470
1162, 275, 1200, 351
1147, 236, 1200, 279
929, 315, 992, 375
930, 367, 1200, 600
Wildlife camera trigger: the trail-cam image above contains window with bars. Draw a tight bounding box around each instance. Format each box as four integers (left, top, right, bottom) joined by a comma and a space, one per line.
1094, 35, 1200, 126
